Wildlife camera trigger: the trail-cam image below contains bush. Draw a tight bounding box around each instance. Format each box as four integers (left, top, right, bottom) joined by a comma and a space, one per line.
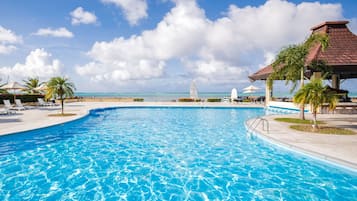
178, 98, 194, 102
0, 94, 44, 104
133, 98, 144, 102
207, 98, 221, 102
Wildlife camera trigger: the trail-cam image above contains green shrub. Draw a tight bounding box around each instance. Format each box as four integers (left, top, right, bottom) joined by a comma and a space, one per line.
206, 98, 221, 102
178, 98, 194, 102
133, 98, 144, 102
0, 94, 44, 104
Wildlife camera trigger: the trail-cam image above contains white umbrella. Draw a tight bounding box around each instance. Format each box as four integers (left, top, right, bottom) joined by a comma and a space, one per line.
231, 88, 237, 102
0, 81, 26, 101
243, 89, 257, 94
190, 81, 198, 99
34, 84, 48, 91
243, 85, 260, 91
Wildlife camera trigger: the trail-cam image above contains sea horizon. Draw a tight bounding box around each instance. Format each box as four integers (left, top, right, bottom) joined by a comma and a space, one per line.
75, 91, 357, 101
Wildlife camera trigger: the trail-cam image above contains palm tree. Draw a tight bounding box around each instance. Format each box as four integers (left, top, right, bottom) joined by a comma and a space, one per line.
0, 79, 7, 94
23, 77, 44, 94
293, 78, 338, 129
268, 33, 329, 120
45, 77, 75, 115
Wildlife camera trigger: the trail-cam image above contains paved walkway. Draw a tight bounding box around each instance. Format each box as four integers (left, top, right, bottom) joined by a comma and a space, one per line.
247, 113, 357, 170
1, 102, 356, 170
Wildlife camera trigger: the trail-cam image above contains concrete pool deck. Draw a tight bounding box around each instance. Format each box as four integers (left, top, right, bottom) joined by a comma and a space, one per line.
247, 113, 357, 170
1, 101, 356, 170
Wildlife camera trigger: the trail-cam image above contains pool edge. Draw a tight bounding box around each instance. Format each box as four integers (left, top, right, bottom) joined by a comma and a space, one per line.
245, 118, 357, 173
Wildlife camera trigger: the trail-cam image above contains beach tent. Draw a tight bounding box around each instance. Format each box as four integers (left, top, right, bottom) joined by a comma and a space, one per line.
0, 81, 26, 102
231, 88, 237, 102
34, 83, 48, 94
243, 85, 260, 92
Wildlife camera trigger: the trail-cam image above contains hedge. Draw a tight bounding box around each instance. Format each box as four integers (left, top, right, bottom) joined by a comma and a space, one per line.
133, 98, 144, 102
178, 98, 194, 102
0, 94, 45, 104
207, 98, 221, 102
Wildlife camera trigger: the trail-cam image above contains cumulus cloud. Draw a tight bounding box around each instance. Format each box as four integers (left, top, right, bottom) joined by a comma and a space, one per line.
77, 0, 343, 89
70, 7, 97, 25
101, 0, 147, 25
34, 27, 74, 38
0, 26, 22, 54
0, 49, 62, 81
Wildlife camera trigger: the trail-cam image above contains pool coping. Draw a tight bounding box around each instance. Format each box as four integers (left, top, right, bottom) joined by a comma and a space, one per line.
245, 117, 357, 173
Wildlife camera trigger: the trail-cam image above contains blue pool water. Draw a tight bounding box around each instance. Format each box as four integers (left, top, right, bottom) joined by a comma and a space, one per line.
0, 107, 356, 200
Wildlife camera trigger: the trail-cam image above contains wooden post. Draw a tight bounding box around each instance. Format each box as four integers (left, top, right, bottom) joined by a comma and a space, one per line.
332, 74, 340, 89
312, 72, 322, 79
265, 80, 271, 107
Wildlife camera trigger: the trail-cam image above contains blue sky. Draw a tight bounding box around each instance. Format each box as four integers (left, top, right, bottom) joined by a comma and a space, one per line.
0, 0, 356, 93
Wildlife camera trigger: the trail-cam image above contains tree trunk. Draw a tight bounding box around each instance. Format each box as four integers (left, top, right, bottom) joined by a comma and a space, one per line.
312, 111, 318, 131
61, 99, 64, 115
300, 68, 305, 120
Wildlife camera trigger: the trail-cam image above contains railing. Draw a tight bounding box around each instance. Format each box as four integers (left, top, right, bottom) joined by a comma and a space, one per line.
248, 117, 269, 133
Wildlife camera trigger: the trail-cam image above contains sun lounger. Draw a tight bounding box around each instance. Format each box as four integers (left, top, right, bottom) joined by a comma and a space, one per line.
15, 99, 28, 110
0, 107, 9, 115
3, 100, 23, 111
37, 98, 58, 106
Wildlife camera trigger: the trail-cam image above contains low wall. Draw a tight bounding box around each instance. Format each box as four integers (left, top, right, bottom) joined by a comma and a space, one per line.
267, 101, 310, 112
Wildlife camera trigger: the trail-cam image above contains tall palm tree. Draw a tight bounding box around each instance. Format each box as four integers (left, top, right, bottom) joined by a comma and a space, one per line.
294, 78, 338, 129
45, 77, 75, 115
23, 77, 44, 94
268, 33, 329, 120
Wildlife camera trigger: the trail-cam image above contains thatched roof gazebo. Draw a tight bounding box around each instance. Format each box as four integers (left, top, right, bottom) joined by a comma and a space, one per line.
249, 21, 357, 105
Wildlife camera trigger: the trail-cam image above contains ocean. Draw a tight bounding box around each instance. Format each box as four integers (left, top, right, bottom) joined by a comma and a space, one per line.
75, 91, 357, 102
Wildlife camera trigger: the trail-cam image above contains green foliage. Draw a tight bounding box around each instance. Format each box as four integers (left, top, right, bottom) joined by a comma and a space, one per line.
23, 77, 44, 94
133, 98, 144, 102
267, 33, 329, 91
275, 117, 324, 124
0, 79, 7, 94
178, 98, 194, 102
46, 77, 76, 114
0, 94, 44, 103
290, 125, 355, 135
293, 78, 338, 127
206, 98, 221, 102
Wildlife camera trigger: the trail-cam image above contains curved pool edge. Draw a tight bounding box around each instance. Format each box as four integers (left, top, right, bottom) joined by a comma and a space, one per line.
0, 102, 264, 137
245, 118, 357, 173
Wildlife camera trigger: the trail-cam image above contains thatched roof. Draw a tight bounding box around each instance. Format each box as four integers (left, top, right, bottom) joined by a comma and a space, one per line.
249, 21, 357, 81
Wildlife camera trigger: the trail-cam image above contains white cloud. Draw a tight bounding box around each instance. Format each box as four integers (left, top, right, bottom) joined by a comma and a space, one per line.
77, 0, 343, 90
34, 27, 74, 38
349, 18, 357, 34
0, 26, 22, 54
101, 0, 148, 25
70, 7, 97, 25
0, 49, 62, 81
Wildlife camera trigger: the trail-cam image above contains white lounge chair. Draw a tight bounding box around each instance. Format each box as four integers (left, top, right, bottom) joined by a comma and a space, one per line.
15, 99, 28, 110
0, 107, 9, 115
3, 100, 21, 112
37, 98, 57, 106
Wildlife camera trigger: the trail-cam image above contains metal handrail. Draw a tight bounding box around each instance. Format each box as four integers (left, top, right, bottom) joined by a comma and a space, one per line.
248, 117, 269, 133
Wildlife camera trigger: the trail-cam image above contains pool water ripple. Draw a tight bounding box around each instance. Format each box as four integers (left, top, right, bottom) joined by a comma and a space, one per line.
0, 107, 356, 200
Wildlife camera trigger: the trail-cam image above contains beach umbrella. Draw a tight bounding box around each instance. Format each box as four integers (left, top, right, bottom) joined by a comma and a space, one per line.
231, 88, 238, 102
190, 81, 198, 99
0, 81, 26, 102
34, 83, 48, 93
243, 85, 260, 91
243, 89, 257, 94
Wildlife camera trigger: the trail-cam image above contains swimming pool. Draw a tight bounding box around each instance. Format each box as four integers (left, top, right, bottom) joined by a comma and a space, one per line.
0, 107, 356, 200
